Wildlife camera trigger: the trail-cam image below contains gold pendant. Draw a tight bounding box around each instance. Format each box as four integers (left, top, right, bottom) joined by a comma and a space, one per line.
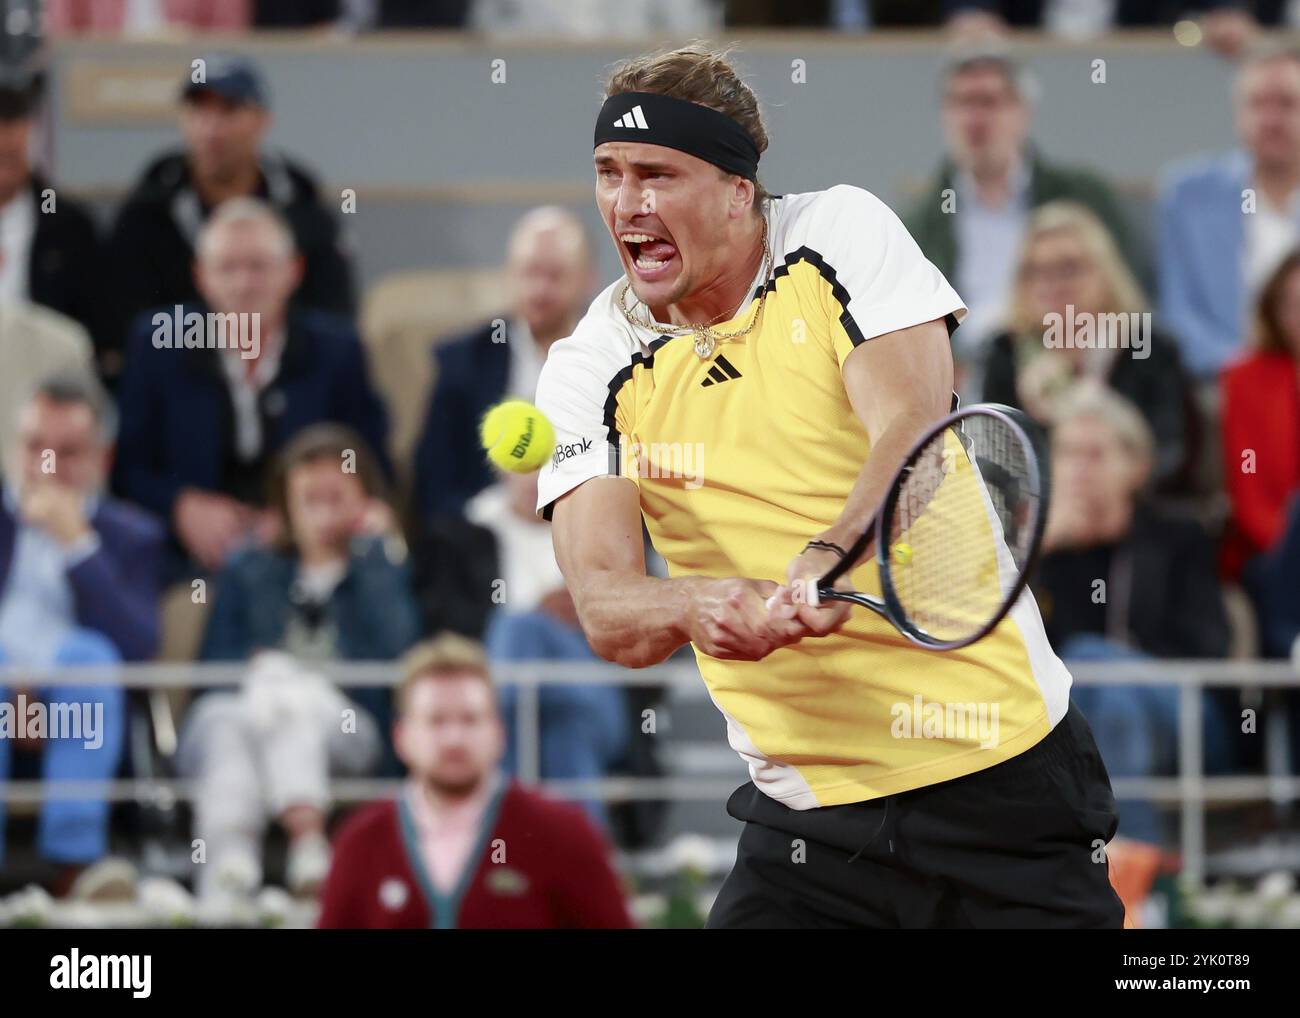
693, 329, 715, 360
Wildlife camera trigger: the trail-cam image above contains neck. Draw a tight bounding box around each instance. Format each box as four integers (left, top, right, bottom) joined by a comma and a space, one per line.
969, 153, 1018, 205
528, 317, 574, 352
191, 160, 261, 207
1255, 159, 1300, 206
232, 314, 284, 366
653, 214, 765, 328
1089, 499, 1133, 544
419, 771, 491, 810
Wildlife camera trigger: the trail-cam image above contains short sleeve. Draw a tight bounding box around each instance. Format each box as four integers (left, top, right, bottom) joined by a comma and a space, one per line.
809, 185, 967, 366
534, 331, 628, 520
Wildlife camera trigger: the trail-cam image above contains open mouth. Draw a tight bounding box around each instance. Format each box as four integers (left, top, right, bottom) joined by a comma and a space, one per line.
621, 232, 679, 279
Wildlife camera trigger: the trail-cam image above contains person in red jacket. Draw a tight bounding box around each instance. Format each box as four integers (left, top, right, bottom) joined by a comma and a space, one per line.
317, 633, 634, 929
1221, 250, 1300, 575
1221, 249, 1300, 661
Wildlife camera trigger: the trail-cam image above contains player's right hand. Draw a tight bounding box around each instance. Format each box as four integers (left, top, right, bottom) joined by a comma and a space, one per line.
688, 578, 808, 661
770, 543, 853, 638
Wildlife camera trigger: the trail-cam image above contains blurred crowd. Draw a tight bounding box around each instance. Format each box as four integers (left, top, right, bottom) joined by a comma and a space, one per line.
3, 8, 1300, 927
29, 0, 1300, 52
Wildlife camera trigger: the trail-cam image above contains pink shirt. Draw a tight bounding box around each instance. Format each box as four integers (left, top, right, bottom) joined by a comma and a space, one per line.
404, 773, 502, 895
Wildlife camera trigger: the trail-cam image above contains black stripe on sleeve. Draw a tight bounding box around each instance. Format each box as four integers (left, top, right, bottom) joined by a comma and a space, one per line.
542, 335, 675, 523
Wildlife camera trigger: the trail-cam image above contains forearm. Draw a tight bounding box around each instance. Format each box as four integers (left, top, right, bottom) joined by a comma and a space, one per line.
571, 569, 704, 668
818, 407, 942, 567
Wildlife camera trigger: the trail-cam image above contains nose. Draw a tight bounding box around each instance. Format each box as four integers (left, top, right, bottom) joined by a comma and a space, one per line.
614, 176, 647, 223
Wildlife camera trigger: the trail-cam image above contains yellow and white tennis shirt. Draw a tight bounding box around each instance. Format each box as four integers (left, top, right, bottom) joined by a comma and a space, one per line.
535, 185, 1071, 809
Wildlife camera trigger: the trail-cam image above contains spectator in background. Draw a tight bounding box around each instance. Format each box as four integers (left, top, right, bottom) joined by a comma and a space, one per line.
904, 48, 1141, 391
981, 201, 1193, 491
1158, 42, 1300, 382
45, 0, 251, 35
178, 425, 419, 903
0, 66, 110, 374
0, 374, 162, 890
0, 304, 95, 481
318, 634, 633, 929
114, 198, 388, 576
107, 57, 355, 354
413, 206, 593, 520
1033, 387, 1234, 922
470, 0, 715, 35
944, 0, 1275, 44
1221, 249, 1300, 658
467, 470, 626, 829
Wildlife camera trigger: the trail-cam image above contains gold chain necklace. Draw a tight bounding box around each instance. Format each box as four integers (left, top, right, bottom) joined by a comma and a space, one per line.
618, 214, 772, 360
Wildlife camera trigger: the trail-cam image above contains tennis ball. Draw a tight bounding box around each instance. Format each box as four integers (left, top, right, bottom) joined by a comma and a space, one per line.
893, 543, 913, 566
480, 400, 556, 473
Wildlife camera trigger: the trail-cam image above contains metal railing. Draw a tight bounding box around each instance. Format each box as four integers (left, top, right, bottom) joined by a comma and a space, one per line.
2, 658, 1298, 884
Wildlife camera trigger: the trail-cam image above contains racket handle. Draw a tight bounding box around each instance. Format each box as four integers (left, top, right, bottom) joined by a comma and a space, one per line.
816, 587, 888, 616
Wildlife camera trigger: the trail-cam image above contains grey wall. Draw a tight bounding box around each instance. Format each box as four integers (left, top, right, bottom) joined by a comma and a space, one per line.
50, 32, 1240, 289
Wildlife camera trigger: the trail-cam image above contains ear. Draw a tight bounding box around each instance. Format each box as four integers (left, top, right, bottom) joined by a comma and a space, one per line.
731, 176, 756, 219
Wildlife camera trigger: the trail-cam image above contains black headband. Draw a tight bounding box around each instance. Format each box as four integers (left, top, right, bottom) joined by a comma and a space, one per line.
594, 91, 760, 182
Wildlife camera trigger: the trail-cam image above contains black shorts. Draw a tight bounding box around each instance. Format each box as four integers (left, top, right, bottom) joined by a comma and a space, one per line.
706, 703, 1124, 929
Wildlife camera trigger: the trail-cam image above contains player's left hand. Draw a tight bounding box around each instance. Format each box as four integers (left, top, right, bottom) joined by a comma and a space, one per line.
767, 543, 852, 638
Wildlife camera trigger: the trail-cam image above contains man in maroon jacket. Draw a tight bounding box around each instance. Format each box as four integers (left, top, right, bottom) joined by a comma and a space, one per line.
317, 634, 633, 929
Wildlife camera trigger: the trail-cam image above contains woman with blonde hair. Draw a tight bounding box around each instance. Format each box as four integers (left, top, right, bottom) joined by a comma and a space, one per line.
981, 200, 1194, 490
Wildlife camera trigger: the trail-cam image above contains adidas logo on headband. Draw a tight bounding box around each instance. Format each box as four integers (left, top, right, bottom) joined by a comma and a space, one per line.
595, 92, 760, 181
612, 105, 649, 129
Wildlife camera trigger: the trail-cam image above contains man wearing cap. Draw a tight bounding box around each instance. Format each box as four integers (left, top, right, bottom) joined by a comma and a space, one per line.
106, 57, 356, 351
533, 44, 1121, 929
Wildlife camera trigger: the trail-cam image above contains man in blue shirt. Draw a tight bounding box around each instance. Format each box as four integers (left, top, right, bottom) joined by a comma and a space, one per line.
0, 374, 163, 888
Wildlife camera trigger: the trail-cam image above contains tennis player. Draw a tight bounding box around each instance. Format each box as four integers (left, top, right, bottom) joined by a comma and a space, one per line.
534, 44, 1124, 928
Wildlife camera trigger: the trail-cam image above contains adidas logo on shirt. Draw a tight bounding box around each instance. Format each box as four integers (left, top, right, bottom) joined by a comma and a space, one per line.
700, 354, 743, 387
612, 105, 649, 129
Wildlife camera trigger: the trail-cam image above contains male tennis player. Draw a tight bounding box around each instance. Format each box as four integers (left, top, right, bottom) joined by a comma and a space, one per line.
534, 44, 1123, 928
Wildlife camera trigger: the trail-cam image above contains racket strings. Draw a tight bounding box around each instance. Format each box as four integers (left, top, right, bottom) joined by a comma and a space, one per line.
886, 417, 1037, 643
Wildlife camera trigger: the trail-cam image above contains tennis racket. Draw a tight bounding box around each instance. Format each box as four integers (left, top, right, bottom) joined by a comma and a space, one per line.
812, 403, 1048, 651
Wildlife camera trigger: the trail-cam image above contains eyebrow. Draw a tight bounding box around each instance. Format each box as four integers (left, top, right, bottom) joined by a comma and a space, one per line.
594, 155, 677, 173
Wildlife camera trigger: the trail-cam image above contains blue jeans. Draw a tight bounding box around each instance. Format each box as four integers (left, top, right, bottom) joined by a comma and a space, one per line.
485, 610, 627, 830
1063, 634, 1234, 846
0, 629, 126, 866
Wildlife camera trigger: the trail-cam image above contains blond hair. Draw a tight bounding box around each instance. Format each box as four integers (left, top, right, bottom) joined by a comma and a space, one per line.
603, 42, 771, 210
197, 196, 296, 262
1053, 383, 1155, 470
1007, 200, 1148, 340
396, 633, 494, 713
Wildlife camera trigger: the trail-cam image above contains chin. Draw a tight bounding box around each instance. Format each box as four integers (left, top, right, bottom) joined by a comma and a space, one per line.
430, 768, 483, 795
626, 270, 683, 309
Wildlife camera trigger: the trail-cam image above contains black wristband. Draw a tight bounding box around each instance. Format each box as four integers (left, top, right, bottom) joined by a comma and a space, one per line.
804, 539, 848, 560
